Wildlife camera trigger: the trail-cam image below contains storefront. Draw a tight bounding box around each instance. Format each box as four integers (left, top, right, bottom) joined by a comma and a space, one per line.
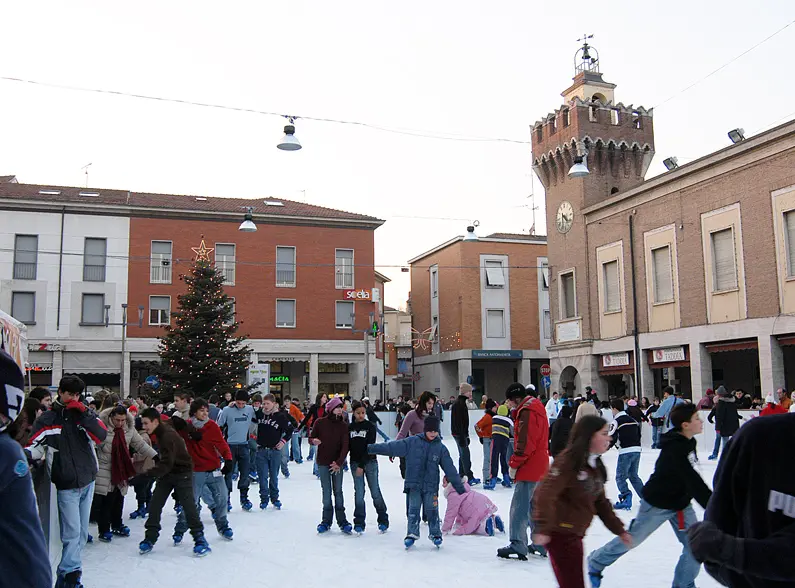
705, 339, 760, 397
776, 334, 795, 390
471, 350, 523, 405
647, 346, 692, 399
598, 351, 634, 398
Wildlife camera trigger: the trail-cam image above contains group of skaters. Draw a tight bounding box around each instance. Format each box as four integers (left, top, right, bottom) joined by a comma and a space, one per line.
1, 344, 793, 588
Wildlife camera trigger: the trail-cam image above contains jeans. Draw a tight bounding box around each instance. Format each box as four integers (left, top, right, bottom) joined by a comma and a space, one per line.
481, 438, 492, 482
406, 488, 440, 539
710, 435, 730, 458
352, 460, 389, 529
318, 465, 349, 528
453, 435, 473, 479
95, 487, 124, 534
56, 481, 94, 575
615, 452, 644, 499
375, 426, 390, 442
225, 443, 251, 500
588, 502, 700, 588
652, 426, 661, 448
507, 480, 544, 556
146, 472, 204, 544
176, 470, 230, 534
290, 434, 303, 462
248, 438, 257, 474
308, 442, 316, 461
281, 441, 290, 476
256, 447, 281, 503
491, 435, 511, 480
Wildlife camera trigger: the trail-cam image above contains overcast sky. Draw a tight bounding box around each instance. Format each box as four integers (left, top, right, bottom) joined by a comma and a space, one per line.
1, 1, 793, 308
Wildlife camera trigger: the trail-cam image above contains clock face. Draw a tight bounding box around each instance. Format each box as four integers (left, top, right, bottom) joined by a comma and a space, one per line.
556, 201, 574, 234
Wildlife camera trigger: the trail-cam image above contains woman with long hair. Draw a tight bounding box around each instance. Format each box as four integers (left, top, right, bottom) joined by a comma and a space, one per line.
8, 397, 42, 446
533, 415, 631, 588
299, 392, 328, 474
396, 391, 436, 479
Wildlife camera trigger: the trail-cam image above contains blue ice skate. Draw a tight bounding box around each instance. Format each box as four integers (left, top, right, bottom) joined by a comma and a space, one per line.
588, 565, 603, 588
98, 531, 113, 543
613, 492, 632, 511
494, 515, 504, 533
378, 524, 389, 533
193, 538, 211, 557
354, 525, 364, 534
317, 523, 330, 534
485, 517, 494, 536
341, 523, 353, 535
173, 533, 183, 545
112, 525, 130, 537
272, 500, 282, 510
432, 536, 443, 548
139, 540, 153, 555
404, 537, 416, 549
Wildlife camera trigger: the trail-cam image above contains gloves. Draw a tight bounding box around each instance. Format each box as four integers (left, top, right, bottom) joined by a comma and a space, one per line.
687, 521, 742, 566
66, 400, 87, 413
221, 460, 234, 476
188, 429, 203, 441
509, 467, 517, 481
171, 416, 187, 431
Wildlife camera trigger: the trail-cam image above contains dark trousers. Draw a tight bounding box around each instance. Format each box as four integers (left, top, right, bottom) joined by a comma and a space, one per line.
145, 472, 204, 544
95, 487, 124, 534
547, 532, 585, 588
225, 443, 251, 500
132, 475, 153, 508
490, 435, 511, 480
453, 435, 473, 479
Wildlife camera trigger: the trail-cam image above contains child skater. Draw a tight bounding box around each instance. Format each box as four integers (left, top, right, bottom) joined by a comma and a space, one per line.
441, 476, 504, 536
368, 415, 465, 549
475, 399, 497, 488
487, 404, 513, 489
349, 401, 389, 534
532, 415, 630, 588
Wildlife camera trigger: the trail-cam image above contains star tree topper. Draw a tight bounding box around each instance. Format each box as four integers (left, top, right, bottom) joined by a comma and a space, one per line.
192, 238, 214, 262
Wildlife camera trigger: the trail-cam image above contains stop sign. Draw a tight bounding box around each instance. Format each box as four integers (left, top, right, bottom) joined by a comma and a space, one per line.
540, 364, 551, 377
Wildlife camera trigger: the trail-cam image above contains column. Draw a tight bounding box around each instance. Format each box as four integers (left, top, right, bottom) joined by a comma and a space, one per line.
52, 350, 63, 388
689, 342, 712, 403
758, 335, 785, 394
457, 359, 472, 387
638, 356, 654, 400
520, 359, 532, 387
309, 353, 319, 401
121, 351, 131, 398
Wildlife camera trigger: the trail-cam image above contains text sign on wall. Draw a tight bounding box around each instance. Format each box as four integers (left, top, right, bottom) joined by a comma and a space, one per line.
344, 289, 372, 301
652, 347, 686, 363
602, 352, 630, 367
556, 320, 581, 343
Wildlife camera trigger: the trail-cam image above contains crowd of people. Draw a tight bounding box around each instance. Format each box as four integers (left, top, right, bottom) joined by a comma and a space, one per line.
1, 344, 793, 588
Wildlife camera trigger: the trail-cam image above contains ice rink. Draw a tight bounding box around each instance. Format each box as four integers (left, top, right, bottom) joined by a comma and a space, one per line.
81, 441, 723, 588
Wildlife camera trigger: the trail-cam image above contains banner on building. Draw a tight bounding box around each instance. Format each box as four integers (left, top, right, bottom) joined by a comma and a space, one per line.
602, 352, 630, 367
0, 310, 28, 372
651, 347, 686, 363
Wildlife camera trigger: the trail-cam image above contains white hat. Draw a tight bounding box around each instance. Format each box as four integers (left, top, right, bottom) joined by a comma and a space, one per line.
362, 397, 369, 402
765, 392, 777, 405
525, 384, 536, 391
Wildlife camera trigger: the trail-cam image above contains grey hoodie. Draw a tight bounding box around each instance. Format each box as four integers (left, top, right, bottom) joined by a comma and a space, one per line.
217, 404, 256, 445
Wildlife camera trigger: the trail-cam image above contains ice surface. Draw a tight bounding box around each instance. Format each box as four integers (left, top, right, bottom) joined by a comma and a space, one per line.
81, 441, 723, 587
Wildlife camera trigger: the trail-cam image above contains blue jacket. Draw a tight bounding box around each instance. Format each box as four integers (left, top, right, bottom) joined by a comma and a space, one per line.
368, 434, 466, 495
655, 395, 684, 433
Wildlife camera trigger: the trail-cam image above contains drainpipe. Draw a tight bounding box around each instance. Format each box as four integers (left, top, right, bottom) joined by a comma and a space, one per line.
56, 207, 65, 331
629, 213, 643, 398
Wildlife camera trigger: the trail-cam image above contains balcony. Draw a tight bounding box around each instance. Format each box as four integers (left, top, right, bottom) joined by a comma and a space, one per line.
335, 270, 353, 289
13, 262, 36, 280
276, 268, 295, 287
218, 265, 235, 285
150, 261, 172, 284
83, 264, 106, 282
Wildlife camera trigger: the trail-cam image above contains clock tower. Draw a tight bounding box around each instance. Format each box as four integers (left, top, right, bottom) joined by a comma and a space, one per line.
532, 38, 655, 395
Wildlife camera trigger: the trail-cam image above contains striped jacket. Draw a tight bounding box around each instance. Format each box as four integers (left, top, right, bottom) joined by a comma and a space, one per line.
492, 414, 513, 438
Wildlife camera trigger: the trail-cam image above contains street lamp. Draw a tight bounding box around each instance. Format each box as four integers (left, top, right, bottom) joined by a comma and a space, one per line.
663, 157, 679, 171
105, 303, 145, 398
463, 220, 480, 242
277, 116, 302, 151
728, 128, 746, 144
239, 207, 257, 232
568, 155, 589, 178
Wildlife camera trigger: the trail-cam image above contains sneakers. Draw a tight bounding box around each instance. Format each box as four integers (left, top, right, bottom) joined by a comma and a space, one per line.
485, 517, 494, 536
129, 505, 148, 519
483, 479, 496, 490
260, 501, 268, 510
494, 515, 504, 533
354, 525, 364, 534
193, 538, 211, 557
378, 523, 389, 533
614, 492, 632, 511
341, 523, 353, 535
173, 533, 183, 545
111, 525, 130, 537
469, 477, 481, 486
317, 523, 330, 534
497, 545, 527, 561
241, 499, 253, 512
98, 531, 113, 543
404, 537, 416, 549
588, 565, 603, 588
220, 528, 234, 540
139, 540, 154, 555
432, 536, 443, 548
272, 500, 282, 510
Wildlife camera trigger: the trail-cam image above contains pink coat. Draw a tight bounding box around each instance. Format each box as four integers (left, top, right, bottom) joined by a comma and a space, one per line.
442, 482, 498, 535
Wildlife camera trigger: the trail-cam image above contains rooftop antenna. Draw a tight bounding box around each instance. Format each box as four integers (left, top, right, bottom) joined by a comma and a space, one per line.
527, 172, 540, 235
81, 163, 92, 188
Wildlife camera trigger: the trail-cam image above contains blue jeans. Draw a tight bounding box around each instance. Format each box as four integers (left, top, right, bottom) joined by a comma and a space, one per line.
307, 441, 316, 461
56, 481, 94, 576
225, 443, 251, 499
406, 488, 440, 539
352, 460, 389, 529
616, 452, 644, 498
481, 438, 492, 482
588, 502, 700, 588
710, 435, 730, 458
281, 441, 290, 476
290, 434, 303, 462
508, 480, 544, 556
256, 447, 281, 503
176, 471, 230, 534
375, 426, 390, 442
318, 465, 349, 528
652, 426, 661, 448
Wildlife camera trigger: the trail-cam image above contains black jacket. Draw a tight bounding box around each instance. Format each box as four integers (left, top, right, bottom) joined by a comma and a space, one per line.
642, 430, 712, 511
548, 416, 572, 457
450, 395, 470, 438
708, 397, 743, 437
609, 412, 642, 453
701, 413, 795, 588
254, 409, 294, 449
349, 419, 377, 465
646, 404, 664, 427
365, 406, 382, 426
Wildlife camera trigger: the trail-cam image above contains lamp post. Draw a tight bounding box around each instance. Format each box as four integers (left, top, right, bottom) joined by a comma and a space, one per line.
349, 310, 376, 399
105, 303, 145, 398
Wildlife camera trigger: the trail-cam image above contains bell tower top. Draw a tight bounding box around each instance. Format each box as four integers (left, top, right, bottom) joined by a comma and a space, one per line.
562, 35, 616, 104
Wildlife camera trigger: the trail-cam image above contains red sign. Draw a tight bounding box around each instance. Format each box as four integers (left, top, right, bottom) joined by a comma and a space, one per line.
343, 289, 372, 301
540, 364, 551, 377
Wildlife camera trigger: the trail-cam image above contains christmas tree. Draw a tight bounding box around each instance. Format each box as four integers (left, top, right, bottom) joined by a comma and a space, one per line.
157, 247, 252, 400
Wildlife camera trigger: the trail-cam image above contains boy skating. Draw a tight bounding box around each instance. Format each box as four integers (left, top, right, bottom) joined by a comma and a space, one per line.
608, 398, 644, 510
254, 394, 293, 510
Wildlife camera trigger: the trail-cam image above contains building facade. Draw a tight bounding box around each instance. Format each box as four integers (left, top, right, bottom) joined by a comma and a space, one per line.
0, 182, 384, 399
383, 305, 413, 399
408, 233, 549, 403
535, 45, 795, 402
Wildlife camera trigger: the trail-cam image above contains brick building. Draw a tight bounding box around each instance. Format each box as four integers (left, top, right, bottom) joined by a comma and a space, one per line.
408, 233, 549, 403
0, 181, 384, 399
535, 43, 795, 401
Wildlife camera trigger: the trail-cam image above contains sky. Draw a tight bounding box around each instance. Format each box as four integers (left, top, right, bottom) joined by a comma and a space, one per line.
1, 1, 794, 309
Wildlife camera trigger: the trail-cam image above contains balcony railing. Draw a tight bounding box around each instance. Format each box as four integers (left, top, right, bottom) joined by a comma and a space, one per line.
276, 268, 295, 286
13, 262, 36, 280
218, 264, 235, 285
150, 261, 172, 284
83, 264, 106, 282
335, 270, 353, 289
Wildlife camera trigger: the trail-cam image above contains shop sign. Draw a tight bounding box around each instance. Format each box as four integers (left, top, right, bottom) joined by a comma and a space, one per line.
652, 347, 686, 363
602, 352, 630, 367
471, 350, 523, 359
270, 375, 290, 383
343, 289, 372, 301
26, 363, 53, 372
28, 343, 63, 352
248, 364, 271, 393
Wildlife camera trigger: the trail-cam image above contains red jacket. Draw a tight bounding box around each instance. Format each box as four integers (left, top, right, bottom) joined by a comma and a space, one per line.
509, 396, 549, 482
759, 403, 788, 417
179, 419, 232, 472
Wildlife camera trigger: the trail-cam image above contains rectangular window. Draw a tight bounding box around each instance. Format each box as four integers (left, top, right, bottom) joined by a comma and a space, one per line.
485, 260, 506, 287
631, 111, 642, 129
486, 309, 505, 338
431, 316, 439, 342
652, 246, 674, 303
541, 264, 549, 289
150, 241, 172, 284
225, 297, 236, 326
561, 271, 576, 318
543, 310, 551, 339
149, 295, 171, 326
548, 116, 557, 135
785, 211, 795, 277
335, 300, 354, 328
711, 228, 738, 292
335, 249, 354, 289
562, 108, 570, 128
13, 235, 38, 280
81, 293, 105, 325
397, 359, 409, 374
11, 292, 35, 324
215, 244, 236, 285
276, 246, 296, 287
276, 299, 296, 328
83, 238, 107, 282
603, 260, 621, 312
431, 268, 438, 298
610, 109, 620, 125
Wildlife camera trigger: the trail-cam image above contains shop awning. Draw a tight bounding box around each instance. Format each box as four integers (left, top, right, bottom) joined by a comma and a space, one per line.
322, 354, 365, 363
776, 334, 795, 347
704, 339, 758, 353
63, 352, 122, 374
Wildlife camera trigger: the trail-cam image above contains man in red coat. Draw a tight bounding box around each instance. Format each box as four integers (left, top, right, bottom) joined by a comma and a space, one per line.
172, 398, 235, 542
497, 383, 550, 561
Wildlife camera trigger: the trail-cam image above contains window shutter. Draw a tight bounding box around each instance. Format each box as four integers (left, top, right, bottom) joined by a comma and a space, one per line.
485, 261, 505, 287
652, 246, 673, 303
276, 247, 296, 285
486, 310, 505, 338
152, 241, 172, 255
276, 300, 295, 327
711, 229, 737, 291
603, 261, 620, 312
786, 211, 795, 277
11, 292, 35, 323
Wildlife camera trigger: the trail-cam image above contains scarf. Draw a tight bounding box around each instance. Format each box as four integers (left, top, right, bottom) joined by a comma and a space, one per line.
110, 426, 136, 488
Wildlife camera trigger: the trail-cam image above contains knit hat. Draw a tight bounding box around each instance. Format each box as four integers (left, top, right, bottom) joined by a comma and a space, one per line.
235, 389, 249, 402
505, 382, 526, 400
326, 397, 343, 413
0, 349, 25, 432
765, 392, 777, 405
497, 404, 509, 417
627, 399, 638, 407
423, 415, 440, 433
706, 388, 714, 396
484, 399, 497, 412
716, 385, 731, 398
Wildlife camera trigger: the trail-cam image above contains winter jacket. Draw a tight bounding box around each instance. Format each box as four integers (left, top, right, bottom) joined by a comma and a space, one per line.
217, 404, 256, 445
533, 452, 625, 538
254, 409, 294, 449
289, 403, 305, 426
441, 482, 497, 535
548, 416, 573, 458
133, 430, 156, 476
708, 397, 743, 436
94, 408, 156, 496
608, 412, 642, 455
433, 401, 444, 422
646, 404, 663, 427
492, 413, 513, 438
396, 410, 426, 440
626, 405, 647, 425
309, 414, 349, 467
655, 395, 684, 433
368, 434, 465, 495
208, 403, 221, 422
26, 400, 108, 490
509, 396, 550, 482
696, 394, 715, 410
178, 417, 231, 472
475, 414, 492, 438
642, 430, 712, 511
349, 419, 377, 466
545, 398, 560, 420
450, 396, 470, 438
147, 421, 193, 478
736, 394, 753, 410
700, 413, 795, 588
759, 403, 788, 417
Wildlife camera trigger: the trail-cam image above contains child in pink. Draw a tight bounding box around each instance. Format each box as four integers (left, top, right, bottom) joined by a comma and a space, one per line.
441, 477, 504, 536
